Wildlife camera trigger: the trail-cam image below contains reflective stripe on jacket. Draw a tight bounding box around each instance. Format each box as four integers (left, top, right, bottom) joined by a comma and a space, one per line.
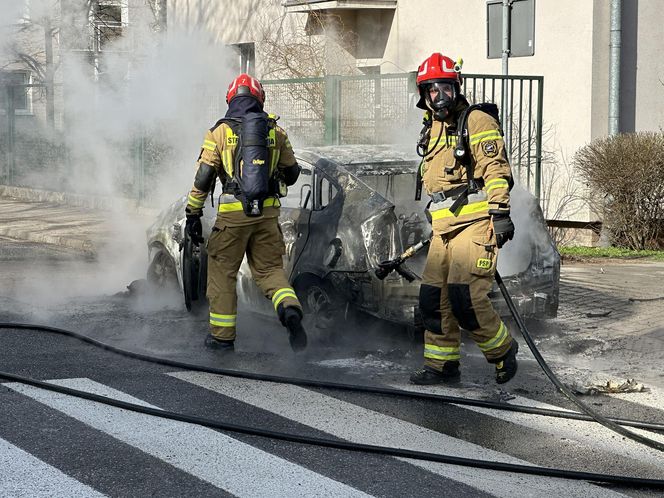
420, 107, 513, 235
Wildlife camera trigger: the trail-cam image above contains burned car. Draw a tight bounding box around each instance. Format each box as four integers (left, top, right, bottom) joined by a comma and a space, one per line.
146, 145, 559, 336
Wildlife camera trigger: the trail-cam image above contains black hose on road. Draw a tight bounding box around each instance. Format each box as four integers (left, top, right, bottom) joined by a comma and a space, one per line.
0, 367, 662, 489
1, 322, 663, 432
495, 271, 664, 453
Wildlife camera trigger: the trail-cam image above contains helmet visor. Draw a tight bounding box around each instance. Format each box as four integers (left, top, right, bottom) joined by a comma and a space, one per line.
424, 81, 456, 110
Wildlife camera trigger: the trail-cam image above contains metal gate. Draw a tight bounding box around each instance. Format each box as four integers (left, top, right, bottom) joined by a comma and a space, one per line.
2, 72, 543, 200
263, 72, 543, 198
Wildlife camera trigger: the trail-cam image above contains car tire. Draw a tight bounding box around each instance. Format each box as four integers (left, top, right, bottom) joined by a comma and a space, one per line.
295, 277, 353, 345
147, 249, 178, 290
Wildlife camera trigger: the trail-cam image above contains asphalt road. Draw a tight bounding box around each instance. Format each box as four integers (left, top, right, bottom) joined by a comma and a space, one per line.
1, 237, 663, 497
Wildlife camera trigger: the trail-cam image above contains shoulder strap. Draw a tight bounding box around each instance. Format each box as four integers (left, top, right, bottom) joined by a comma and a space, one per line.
454, 103, 503, 190
210, 118, 242, 182
455, 103, 503, 162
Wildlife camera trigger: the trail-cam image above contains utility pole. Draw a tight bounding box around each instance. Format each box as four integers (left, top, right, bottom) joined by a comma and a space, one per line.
502, 0, 511, 156
43, 16, 55, 130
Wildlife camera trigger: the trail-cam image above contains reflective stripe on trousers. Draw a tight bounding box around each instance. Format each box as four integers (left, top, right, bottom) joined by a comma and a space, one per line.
210, 312, 237, 328
424, 344, 461, 361
477, 321, 509, 352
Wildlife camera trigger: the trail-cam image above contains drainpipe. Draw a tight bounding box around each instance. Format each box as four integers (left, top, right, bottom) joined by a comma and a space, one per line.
608, 0, 621, 135
502, 0, 511, 154
600, 0, 622, 247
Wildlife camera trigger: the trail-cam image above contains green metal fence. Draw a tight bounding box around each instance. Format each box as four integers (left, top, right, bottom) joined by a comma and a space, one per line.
263, 72, 543, 198
462, 74, 544, 198
2, 71, 543, 201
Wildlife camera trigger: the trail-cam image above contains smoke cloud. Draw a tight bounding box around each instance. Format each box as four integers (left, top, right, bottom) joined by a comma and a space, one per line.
0, 2, 237, 310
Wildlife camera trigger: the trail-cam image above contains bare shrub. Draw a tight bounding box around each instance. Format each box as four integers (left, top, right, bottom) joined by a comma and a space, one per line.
574, 132, 664, 250
540, 148, 591, 246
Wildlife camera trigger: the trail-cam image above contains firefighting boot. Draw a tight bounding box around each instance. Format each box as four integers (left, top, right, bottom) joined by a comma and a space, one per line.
495, 340, 519, 384
279, 306, 308, 352
204, 335, 235, 352
410, 361, 461, 385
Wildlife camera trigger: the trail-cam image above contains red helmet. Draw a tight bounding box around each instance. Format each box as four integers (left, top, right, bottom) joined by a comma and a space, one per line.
226, 73, 265, 105
415, 53, 463, 116
416, 53, 461, 86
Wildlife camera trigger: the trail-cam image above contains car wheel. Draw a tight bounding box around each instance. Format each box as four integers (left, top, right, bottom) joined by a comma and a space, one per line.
147, 249, 178, 290
294, 277, 356, 346
301, 280, 346, 331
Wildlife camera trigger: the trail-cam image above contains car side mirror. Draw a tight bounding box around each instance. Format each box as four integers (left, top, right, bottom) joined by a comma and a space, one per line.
300, 184, 311, 209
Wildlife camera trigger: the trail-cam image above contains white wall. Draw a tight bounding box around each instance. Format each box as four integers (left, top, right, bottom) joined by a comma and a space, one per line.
383, 0, 595, 164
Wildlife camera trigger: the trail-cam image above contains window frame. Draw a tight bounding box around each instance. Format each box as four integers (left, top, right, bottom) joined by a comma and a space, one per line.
314, 170, 340, 211
0, 70, 33, 115
90, 0, 129, 53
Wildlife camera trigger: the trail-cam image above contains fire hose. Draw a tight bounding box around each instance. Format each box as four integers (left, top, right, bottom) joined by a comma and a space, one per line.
0, 318, 663, 487
1, 236, 664, 487
373, 237, 664, 453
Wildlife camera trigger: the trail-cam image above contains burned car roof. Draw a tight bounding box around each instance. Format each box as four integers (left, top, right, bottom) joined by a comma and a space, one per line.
296, 144, 420, 175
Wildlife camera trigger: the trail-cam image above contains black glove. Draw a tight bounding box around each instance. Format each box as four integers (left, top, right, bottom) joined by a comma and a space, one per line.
491, 213, 515, 249
185, 214, 204, 245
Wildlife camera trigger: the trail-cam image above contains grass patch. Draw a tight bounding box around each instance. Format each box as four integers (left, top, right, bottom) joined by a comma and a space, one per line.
559, 246, 664, 261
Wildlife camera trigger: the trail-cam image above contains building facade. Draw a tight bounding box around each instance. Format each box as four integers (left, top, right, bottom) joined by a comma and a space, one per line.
168, 0, 664, 222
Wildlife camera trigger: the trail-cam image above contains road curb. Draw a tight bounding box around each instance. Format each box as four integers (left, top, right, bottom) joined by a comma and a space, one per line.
0, 185, 158, 217
0, 225, 96, 254
0, 185, 158, 254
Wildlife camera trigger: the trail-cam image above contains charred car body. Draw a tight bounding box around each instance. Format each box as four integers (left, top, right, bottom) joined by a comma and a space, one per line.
146, 145, 559, 334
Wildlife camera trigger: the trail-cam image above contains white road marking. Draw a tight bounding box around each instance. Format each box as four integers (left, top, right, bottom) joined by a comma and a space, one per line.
0, 437, 106, 498
6, 379, 371, 498
391, 382, 664, 463
612, 389, 664, 414
170, 371, 626, 498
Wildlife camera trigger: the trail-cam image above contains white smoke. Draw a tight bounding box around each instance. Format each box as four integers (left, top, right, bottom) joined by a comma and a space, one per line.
0, 2, 237, 305
498, 184, 557, 276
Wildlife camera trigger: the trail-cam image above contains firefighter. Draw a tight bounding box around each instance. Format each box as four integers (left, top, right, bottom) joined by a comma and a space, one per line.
409, 53, 518, 385
184, 73, 307, 353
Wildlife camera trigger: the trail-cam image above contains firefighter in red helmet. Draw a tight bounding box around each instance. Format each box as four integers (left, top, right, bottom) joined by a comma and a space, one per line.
410, 53, 519, 385
184, 73, 307, 353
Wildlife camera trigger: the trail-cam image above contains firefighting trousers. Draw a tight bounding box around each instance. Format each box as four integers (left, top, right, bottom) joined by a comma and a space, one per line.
206, 217, 301, 341
419, 218, 513, 371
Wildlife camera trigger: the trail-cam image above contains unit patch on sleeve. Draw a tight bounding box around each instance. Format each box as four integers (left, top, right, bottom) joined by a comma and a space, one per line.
481, 140, 498, 158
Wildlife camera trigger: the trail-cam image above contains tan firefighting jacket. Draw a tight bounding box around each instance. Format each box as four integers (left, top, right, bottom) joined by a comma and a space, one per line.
421, 108, 512, 235
186, 114, 297, 227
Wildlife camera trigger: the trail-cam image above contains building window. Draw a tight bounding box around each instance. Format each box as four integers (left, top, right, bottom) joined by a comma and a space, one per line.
0, 71, 31, 112
487, 0, 535, 59
236, 43, 256, 75
91, 1, 126, 53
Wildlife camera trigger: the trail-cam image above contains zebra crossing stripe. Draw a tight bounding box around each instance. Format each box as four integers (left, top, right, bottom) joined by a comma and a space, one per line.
392, 382, 664, 465
5, 379, 371, 498
0, 437, 105, 498
170, 371, 625, 498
